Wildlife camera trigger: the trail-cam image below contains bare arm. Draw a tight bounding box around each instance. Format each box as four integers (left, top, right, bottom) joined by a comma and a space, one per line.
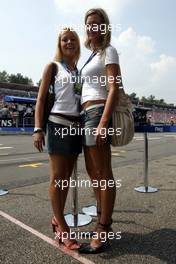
96, 63, 122, 146
33, 62, 53, 152
99, 63, 121, 126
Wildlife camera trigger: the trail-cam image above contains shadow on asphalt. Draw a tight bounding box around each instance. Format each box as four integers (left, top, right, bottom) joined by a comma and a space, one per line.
100, 229, 176, 264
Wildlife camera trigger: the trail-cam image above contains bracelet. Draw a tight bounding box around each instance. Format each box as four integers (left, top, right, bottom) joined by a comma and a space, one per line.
33, 128, 43, 133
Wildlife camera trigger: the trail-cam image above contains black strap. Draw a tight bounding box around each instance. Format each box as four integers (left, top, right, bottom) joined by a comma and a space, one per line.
50, 62, 57, 93
80, 51, 97, 73
48, 62, 58, 94
42, 62, 57, 133
60, 60, 78, 74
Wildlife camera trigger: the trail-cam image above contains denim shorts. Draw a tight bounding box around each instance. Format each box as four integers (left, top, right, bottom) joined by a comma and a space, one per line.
47, 120, 82, 155
80, 104, 112, 146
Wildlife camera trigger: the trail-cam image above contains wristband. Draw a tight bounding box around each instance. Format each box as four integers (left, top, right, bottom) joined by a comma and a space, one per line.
33, 127, 43, 133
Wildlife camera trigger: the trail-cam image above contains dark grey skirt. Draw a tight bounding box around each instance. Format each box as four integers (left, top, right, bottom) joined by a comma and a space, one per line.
47, 120, 82, 155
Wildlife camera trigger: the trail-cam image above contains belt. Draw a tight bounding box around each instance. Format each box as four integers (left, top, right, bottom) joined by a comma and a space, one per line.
50, 112, 80, 122
48, 115, 80, 127
80, 103, 105, 115
80, 104, 104, 119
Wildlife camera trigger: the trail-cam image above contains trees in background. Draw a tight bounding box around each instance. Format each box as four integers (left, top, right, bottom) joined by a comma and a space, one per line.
0, 71, 33, 85
0, 70, 174, 107
140, 95, 168, 106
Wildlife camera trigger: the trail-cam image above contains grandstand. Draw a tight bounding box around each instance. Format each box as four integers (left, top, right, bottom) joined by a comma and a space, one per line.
0, 82, 38, 99
0, 82, 176, 126
147, 110, 176, 124
143, 103, 176, 124
0, 82, 38, 127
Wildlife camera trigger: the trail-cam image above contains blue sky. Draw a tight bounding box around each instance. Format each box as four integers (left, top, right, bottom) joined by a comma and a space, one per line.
0, 0, 176, 103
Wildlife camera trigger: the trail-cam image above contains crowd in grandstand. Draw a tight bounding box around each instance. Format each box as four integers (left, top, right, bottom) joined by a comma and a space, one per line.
0, 100, 35, 127
147, 110, 176, 125
1, 101, 175, 126
0, 83, 176, 126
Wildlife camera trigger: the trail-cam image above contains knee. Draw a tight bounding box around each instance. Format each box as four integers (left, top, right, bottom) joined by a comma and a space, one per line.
94, 168, 113, 181
85, 163, 113, 180
85, 164, 93, 176
85, 164, 101, 179
49, 171, 69, 188
86, 166, 104, 179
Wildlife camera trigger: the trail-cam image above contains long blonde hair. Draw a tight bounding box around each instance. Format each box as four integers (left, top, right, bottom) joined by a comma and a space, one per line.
84, 8, 111, 51
54, 28, 80, 64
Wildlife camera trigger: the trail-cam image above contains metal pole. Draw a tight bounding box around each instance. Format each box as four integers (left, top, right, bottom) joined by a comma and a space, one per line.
134, 131, 158, 193
72, 162, 78, 227
64, 160, 92, 227
144, 132, 148, 192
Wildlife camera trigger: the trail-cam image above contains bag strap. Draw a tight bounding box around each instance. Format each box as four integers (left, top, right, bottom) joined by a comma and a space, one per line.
50, 62, 58, 93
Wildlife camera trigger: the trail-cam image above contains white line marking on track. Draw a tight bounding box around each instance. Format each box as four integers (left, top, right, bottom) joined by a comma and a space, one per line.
111, 150, 126, 153
0, 147, 14, 149
112, 153, 120, 156
0, 156, 47, 163
0, 210, 95, 264
135, 137, 161, 141
148, 137, 161, 140
163, 134, 176, 138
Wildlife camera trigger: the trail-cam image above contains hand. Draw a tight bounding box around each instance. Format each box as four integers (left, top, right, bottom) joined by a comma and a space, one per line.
95, 124, 107, 147
33, 132, 45, 152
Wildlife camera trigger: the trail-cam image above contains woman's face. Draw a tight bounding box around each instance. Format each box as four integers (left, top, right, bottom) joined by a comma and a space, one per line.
86, 14, 103, 43
60, 31, 79, 59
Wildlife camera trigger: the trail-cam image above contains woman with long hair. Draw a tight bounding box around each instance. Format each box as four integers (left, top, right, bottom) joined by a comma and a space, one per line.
33, 28, 82, 250
79, 8, 122, 253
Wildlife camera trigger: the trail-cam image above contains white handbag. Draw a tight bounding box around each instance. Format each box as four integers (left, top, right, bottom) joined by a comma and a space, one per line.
103, 49, 134, 146
111, 87, 134, 147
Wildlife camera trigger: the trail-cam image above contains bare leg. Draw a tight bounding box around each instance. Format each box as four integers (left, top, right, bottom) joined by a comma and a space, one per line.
48, 154, 77, 229
84, 144, 116, 248
84, 146, 101, 220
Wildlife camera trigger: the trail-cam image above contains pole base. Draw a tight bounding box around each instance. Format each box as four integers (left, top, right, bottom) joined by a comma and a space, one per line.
64, 213, 92, 227
0, 189, 9, 196
82, 205, 97, 216
134, 186, 158, 193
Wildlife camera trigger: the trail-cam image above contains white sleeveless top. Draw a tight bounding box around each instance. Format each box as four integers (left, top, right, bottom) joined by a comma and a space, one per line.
51, 61, 80, 116
81, 45, 119, 105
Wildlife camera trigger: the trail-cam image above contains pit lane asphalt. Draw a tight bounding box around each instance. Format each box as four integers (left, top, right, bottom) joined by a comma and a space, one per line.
0, 133, 176, 190
0, 133, 176, 264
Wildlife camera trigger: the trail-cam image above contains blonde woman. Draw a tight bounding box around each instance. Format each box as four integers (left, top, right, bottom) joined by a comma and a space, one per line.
33, 28, 82, 250
79, 8, 122, 253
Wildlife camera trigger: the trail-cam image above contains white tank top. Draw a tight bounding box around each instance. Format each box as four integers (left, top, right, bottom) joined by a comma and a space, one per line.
81, 45, 119, 105
51, 61, 80, 116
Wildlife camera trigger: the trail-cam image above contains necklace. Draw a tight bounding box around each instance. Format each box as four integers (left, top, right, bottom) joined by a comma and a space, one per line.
60, 59, 82, 96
